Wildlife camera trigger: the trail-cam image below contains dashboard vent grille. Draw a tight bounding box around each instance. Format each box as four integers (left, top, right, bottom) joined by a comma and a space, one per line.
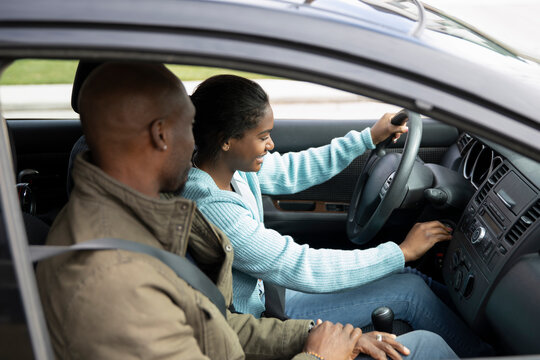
488, 164, 509, 185
457, 133, 473, 155
505, 199, 540, 247
475, 164, 509, 204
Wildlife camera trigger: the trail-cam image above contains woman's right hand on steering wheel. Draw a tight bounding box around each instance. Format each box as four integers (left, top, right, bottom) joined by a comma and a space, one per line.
399, 221, 453, 262
370, 112, 409, 145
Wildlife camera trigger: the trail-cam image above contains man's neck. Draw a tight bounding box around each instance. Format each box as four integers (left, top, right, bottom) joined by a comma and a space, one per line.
92, 149, 162, 198
99, 162, 161, 198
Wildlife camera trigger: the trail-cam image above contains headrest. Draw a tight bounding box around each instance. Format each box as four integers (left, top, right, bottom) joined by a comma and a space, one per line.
71, 61, 103, 113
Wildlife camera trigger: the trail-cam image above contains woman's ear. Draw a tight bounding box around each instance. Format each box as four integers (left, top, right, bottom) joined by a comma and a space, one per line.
222, 140, 230, 152
150, 118, 168, 151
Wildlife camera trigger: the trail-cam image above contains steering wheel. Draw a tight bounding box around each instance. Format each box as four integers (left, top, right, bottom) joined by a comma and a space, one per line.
347, 109, 422, 245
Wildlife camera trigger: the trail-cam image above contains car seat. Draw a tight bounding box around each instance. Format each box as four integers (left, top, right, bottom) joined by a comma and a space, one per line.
6, 123, 50, 246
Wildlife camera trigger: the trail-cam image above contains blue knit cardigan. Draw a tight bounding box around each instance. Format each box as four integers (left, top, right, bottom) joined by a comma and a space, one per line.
182, 128, 404, 317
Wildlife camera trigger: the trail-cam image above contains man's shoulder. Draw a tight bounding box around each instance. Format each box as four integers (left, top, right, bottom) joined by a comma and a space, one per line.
45, 193, 140, 246
36, 249, 203, 347
37, 244, 195, 304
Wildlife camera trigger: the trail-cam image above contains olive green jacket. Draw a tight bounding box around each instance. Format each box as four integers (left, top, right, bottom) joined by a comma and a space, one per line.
36, 153, 314, 360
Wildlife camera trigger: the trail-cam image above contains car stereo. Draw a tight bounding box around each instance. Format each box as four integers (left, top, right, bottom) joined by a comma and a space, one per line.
443, 161, 540, 331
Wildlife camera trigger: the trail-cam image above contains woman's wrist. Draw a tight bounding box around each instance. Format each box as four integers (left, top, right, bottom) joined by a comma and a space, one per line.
399, 243, 411, 262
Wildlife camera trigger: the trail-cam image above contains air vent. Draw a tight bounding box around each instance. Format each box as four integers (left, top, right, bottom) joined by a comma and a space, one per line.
457, 133, 473, 155
475, 185, 490, 205
505, 199, 540, 247
475, 163, 509, 204
487, 163, 509, 185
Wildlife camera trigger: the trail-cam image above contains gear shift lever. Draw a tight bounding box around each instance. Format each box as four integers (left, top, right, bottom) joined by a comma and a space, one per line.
371, 306, 394, 333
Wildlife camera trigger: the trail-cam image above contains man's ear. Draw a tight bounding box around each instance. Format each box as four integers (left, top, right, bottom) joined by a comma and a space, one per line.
150, 118, 168, 151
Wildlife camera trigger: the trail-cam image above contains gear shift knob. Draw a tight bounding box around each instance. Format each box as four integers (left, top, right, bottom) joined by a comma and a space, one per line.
371, 306, 394, 333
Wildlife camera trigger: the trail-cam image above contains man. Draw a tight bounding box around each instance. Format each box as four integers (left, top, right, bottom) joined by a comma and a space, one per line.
36, 62, 456, 360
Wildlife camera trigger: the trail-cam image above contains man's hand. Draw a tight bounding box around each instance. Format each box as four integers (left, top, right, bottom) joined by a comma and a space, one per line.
399, 221, 452, 262
370, 112, 408, 145
304, 320, 362, 360
355, 332, 410, 360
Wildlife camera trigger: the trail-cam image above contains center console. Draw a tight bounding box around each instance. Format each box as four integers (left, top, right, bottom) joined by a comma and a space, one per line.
442, 161, 540, 331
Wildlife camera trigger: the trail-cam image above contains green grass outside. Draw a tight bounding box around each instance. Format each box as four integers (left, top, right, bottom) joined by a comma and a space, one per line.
0, 59, 272, 85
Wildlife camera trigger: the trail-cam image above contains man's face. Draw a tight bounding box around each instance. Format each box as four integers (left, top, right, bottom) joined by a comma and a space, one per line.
161, 86, 195, 193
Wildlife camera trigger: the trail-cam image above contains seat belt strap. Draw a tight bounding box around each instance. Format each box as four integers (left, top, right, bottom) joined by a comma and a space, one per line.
29, 238, 226, 317
262, 282, 288, 321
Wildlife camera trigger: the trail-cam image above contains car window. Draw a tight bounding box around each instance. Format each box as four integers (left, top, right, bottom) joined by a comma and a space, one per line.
0, 59, 397, 120
0, 59, 273, 119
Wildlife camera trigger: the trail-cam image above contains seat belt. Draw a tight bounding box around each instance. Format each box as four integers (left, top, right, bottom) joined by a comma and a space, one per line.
262, 282, 288, 321
29, 238, 226, 317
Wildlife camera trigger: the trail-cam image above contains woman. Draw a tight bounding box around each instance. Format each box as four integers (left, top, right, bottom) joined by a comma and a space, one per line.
183, 74, 492, 358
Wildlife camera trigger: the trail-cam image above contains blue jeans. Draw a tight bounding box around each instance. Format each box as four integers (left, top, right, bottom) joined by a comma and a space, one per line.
355, 330, 458, 360
285, 269, 493, 358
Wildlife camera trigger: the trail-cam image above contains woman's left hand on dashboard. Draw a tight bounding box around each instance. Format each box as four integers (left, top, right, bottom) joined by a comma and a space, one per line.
399, 221, 453, 262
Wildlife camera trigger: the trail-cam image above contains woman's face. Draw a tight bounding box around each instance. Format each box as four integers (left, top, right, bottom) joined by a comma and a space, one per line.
225, 104, 275, 172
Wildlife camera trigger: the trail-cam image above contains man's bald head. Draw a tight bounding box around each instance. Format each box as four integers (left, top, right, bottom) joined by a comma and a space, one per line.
79, 63, 188, 150
77, 62, 195, 196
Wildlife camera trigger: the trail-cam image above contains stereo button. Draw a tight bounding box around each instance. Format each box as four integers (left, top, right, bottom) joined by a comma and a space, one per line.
452, 252, 460, 269
489, 202, 505, 222
483, 241, 493, 257
463, 274, 475, 298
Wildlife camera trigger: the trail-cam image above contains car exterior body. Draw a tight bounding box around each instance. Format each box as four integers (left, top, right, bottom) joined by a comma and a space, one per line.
0, 0, 539, 359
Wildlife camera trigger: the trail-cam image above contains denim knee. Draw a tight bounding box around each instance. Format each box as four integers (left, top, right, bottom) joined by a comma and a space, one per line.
409, 329, 445, 345
398, 330, 458, 359
398, 273, 434, 301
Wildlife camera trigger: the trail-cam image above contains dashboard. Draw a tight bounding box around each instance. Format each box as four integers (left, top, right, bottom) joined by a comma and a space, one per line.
442, 133, 540, 352
460, 133, 504, 189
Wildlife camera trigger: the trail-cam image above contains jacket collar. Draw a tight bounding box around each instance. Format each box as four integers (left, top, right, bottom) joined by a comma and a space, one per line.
72, 152, 195, 254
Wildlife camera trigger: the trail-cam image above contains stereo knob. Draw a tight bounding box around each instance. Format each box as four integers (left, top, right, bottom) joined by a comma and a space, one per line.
471, 227, 486, 245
